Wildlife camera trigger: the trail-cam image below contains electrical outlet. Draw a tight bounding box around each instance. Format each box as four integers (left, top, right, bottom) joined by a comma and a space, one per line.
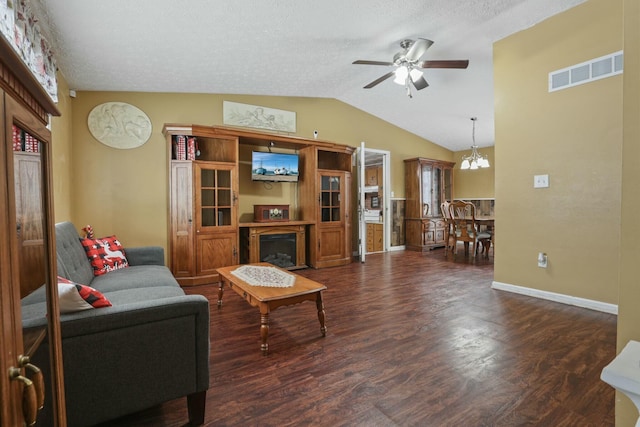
537, 252, 548, 268
534, 174, 549, 188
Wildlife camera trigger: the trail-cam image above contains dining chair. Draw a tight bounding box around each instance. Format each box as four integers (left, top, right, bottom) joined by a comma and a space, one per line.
440, 201, 455, 255
448, 200, 492, 258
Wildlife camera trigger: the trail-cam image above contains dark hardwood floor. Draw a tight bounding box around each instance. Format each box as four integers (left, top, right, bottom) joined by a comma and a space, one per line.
99, 249, 616, 427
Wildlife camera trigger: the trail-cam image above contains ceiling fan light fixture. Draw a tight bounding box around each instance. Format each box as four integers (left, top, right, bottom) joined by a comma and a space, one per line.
409, 68, 423, 81
460, 117, 490, 170
393, 66, 409, 85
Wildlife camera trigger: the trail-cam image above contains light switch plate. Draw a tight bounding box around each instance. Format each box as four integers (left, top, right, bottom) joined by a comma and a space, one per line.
534, 174, 549, 188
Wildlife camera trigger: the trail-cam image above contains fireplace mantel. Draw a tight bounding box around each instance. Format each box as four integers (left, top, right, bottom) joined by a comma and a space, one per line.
239, 220, 314, 228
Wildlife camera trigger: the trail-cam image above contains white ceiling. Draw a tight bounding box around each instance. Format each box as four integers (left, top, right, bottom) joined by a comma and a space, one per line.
33, 0, 585, 152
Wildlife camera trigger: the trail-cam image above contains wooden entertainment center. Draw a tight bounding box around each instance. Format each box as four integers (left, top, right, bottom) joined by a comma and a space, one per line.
163, 124, 354, 286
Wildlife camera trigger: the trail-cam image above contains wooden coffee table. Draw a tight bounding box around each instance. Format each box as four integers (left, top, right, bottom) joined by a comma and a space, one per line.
216, 263, 327, 355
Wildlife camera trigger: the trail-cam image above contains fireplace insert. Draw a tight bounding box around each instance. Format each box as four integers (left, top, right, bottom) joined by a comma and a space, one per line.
259, 233, 297, 268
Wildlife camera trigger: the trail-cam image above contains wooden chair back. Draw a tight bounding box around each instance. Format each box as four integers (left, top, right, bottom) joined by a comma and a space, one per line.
440, 201, 454, 255
448, 200, 486, 257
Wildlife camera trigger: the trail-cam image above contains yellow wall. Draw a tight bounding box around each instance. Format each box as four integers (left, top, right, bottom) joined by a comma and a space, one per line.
61, 92, 453, 249
494, 0, 622, 305
50, 74, 74, 222
617, 0, 640, 424
453, 146, 495, 199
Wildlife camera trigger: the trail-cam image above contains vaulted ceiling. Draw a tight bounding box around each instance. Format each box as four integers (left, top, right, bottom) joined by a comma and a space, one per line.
34, 0, 586, 151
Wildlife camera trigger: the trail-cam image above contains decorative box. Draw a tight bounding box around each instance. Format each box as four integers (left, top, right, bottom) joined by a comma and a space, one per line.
254, 205, 290, 222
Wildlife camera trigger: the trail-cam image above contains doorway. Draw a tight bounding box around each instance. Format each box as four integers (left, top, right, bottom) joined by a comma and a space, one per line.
356, 144, 391, 262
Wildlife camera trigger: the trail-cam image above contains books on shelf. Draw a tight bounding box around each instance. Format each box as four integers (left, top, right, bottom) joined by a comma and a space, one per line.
12, 125, 40, 152
173, 135, 198, 160
187, 137, 196, 160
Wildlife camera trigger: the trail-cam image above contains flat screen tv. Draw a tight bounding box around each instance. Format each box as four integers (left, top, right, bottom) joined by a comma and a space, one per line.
251, 151, 299, 182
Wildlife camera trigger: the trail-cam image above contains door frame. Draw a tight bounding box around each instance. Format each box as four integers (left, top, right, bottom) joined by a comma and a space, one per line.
356, 143, 391, 262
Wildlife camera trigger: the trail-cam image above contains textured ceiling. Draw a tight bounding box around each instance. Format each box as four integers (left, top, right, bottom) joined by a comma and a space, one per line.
34, 0, 585, 151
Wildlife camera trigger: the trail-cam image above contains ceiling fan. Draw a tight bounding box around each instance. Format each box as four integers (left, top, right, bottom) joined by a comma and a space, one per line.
353, 38, 469, 98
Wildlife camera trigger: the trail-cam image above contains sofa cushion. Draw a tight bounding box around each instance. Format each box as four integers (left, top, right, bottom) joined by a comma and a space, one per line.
56, 221, 95, 285
81, 235, 129, 276
89, 265, 179, 294
101, 286, 186, 306
58, 276, 112, 313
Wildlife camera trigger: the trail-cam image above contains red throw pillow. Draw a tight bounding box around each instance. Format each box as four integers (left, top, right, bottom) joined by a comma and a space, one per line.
57, 276, 112, 313
80, 235, 129, 276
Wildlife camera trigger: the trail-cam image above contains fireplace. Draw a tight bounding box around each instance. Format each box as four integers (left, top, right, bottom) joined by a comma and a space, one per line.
260, 233, 296, 268
241, 224, 307, 270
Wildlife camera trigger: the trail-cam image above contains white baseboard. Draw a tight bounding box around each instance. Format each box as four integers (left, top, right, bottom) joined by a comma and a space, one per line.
491, 281, 618, 315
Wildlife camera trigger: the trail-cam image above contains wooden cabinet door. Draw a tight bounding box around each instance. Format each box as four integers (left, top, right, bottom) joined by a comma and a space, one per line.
315, 170, 351, 267
317, 225, 346, 264
169, 161, 194, 278
434, 219, 447, 245
365, 167, 378, 186
373, 223, 383, 252
195, 232, 238, 279
423, 220, 436, 244
0, 112, 25, 427
1, 88, 65, 425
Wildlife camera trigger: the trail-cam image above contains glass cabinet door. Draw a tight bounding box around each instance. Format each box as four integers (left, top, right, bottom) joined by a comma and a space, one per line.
196, 164, 235, 230
320, 174, 342, 223
443, 168, 453, 202
432, 166, 442, 212
420, 164, 433, 217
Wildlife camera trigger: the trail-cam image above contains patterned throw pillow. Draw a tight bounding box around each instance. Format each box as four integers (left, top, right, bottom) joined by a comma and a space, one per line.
57, 276, 112, 313
80, 235, 129, 276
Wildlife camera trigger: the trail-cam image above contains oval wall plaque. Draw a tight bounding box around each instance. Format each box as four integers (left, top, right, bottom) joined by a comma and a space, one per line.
87, 102, 152, 149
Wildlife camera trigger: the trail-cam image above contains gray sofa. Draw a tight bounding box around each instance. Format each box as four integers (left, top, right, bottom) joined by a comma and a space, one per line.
21, 221, 210, 426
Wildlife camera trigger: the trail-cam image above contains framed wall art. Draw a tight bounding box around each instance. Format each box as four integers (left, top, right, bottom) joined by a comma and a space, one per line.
223, 101, 296, 133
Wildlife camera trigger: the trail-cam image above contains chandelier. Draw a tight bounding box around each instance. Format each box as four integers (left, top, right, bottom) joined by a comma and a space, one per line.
460, 117, 490, 170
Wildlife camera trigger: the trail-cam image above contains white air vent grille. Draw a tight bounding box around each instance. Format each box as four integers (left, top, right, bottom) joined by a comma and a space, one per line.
549, 51, 623, 92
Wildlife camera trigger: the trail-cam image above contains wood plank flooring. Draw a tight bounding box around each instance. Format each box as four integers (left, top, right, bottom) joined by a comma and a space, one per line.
98, 249, 616, 427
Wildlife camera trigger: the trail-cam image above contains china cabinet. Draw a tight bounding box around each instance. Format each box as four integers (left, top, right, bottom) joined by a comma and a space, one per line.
0, 38, 65, 425
404, 157, 455, 251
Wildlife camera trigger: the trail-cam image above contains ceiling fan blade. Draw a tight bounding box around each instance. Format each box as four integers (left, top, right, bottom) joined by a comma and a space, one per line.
353, 60, 395, 66
418, 59, 469, 69
412, 75, 429, 91
405, 38, 434, 62
363, 71, 396, 89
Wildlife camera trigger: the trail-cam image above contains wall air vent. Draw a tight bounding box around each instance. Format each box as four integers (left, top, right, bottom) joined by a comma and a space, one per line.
549, 51, 623, 92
